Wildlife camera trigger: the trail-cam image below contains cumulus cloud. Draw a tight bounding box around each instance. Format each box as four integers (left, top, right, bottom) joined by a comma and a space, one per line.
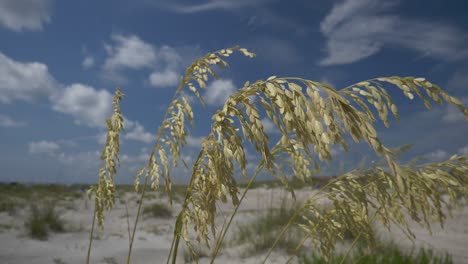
319, 0, 468, 65
82, 56, 95, 69
103, 34, 156, 76
148, 45, 185, 88
0, 0, 53, 32
149, 69, 179, 88
102, 34, 189, 86
49, 84, 113, 128
204, 79, 237, 106
123, 121, 154, 143
0, 114, 26, 127
0, 52, 58, 103
28, 140, 60, 156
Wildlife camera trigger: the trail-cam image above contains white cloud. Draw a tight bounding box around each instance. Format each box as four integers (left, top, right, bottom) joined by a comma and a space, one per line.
205, 79, 237, 106
28, 140, 60, 156
57, 151, 100, 169
261, 118, 279, 134
121, 152, 150, 164
442, 97, 468, 123
124, 121, 154, 143
103, 34, 156, 71
459, 145, 468, 156
149, 69, 179, 88
186, 135, 204, 148
0, 0, 52, 32
159, 0, 273, 13
102, 35, 188, 86
426, 149, 448, 162
49, 84, 113, 128
148, 45, 185, 88
82, 56, 95, 69
319, 0, 468, 65
0, 52, 58, 103
0, 114, 26, 127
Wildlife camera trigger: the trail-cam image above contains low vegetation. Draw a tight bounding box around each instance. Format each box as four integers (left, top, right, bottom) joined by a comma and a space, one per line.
24, 202, 65, 240
299, 241, 453, 264
142, 202, 172, 218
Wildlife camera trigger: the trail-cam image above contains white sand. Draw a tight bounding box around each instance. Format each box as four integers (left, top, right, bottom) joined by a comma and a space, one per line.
0, 188, 467, 264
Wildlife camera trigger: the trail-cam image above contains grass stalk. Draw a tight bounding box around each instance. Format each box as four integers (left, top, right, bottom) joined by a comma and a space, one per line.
86, 208, 97, 264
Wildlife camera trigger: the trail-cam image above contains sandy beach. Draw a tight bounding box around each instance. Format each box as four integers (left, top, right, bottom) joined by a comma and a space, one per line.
0, 186, 467, 264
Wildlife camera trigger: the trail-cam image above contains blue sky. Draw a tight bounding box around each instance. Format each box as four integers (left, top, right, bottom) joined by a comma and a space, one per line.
0, 0, 467, 184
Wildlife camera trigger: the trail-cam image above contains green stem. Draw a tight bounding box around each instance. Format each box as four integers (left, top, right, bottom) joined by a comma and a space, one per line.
86, 205, 97, 264
263, 173, 365, 263
210, 162, 265, 263
126, 176, 149, 264
341, 207, 381, 264
125, 199, 131, 247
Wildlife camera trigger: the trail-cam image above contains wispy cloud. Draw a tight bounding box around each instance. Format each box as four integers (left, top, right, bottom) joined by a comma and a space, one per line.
186, 135, 204, 148
0, 52, 58, 104
0, 114, 26, 127
245, 8, 309, 36
0, 0, 53, 32
158, 0, 273, 14
442, 97, 468, 123
123, 120, 154, 143
261, 118, 279, 134
319, 0, 468, 65
246, 36, 302, 65
447, 69, 468, 94
426, 149, 449, 162
82, 56, 95, 69
28, 140, 60, 156
459, 145, 468, 155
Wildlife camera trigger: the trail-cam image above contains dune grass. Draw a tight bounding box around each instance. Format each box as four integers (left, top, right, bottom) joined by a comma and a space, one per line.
142, 202, 172, 218
299, 241, 453, 264
85, 46, 468, 264
24, 201, 65, 240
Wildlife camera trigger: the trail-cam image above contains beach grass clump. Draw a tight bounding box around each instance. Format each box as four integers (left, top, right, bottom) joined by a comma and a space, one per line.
299, 240, 453, 264
0, 198, 20, 215
24, 202, 65, 240
142, 202, 172, 218
234, 198, 305, 255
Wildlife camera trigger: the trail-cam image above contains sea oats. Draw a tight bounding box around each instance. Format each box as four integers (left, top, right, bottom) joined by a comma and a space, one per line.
88, 46, 468, 264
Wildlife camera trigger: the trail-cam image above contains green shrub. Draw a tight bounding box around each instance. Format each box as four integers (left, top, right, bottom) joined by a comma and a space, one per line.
142, 202, 172, 218
24, 202, 65, 240
234, 197, 304, 255
299, 241, 453, 264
